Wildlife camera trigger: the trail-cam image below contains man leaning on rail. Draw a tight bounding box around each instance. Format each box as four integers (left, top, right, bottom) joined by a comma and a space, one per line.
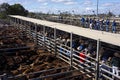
111, 52, 120, 78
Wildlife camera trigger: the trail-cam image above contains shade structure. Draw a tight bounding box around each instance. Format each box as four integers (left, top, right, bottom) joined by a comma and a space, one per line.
9, 15, 120, 47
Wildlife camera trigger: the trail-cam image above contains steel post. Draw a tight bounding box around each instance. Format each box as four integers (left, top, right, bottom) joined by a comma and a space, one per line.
95, 39, 100, 80
43, 25, 46, 48
70, 32, 73, 67
14, 18, 16, 28
54, 28, 57, 56
29, 22, 31, 38
34, 24, 37, 47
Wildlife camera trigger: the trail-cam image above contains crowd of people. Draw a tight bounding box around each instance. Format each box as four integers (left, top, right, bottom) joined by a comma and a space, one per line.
80, 17, 118, 33
49, 16, 119, 33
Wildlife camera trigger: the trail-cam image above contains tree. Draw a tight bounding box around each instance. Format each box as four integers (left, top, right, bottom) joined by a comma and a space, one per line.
0, 3, 28, 19
9, 4, 28, 16
0, 3, 10, 18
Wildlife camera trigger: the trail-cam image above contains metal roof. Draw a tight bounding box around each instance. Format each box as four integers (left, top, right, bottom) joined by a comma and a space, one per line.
9, 15, 120, 46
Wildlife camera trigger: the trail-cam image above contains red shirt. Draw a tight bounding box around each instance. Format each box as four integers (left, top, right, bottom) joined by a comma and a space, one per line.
79, 52, 86, 63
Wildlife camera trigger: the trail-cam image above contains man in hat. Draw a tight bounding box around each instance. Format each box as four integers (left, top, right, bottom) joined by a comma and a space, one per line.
111, 52, 120, 77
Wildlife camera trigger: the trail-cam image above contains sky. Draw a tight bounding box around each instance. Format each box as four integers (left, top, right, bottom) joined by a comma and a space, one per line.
0, 0, 120, 15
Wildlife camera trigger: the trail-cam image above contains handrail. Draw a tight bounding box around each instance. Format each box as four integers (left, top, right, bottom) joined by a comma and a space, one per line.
57, 71, 95, 80
8, 66, 70, 79
73, 49, 96, 61
100, 65, 120, 79
0, 46, 30, 53
73, 54, 96, 66
29, 70, 79, 80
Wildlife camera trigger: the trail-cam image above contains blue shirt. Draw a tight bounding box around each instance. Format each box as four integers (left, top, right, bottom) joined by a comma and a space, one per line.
106, 20, 109, 25
81, 18, 85, 22
112, 21, 116, 26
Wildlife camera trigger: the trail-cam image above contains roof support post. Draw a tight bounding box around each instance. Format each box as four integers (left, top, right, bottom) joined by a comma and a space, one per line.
25, 21, 27, 37
35, 23, 38, 48
23, 20, 25, 32
14, 18, 16, 28
20, 19, 22, 30
17, 19, 21, 30
70, 32, 73, 68
25, 21, 26, 32
43, 25, 46, 49
20, 20, 24, 37
17, 18, 19, 29
17, 19, 19, 29
28, 22, 31, 38
9, 17, 11, 26
22, 20, 24, 32
25, 21, 28, 37
54, 28, 57, 56
95, 39, 100, 80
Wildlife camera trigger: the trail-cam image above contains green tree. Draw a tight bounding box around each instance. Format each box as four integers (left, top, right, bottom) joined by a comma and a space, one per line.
9, 4, 28, 16
0, 3, 10, 18
0, 3, 28, 19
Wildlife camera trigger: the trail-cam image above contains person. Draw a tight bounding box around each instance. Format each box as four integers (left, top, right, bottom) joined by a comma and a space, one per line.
105, 19, 110, 32
111, 52, 120, 77
88, 44, 96, 58
100, 60, 112, 79
79, 52, 86, 63
77, 42, 85, 51
85, 17, 89, 28
81, 17, 85, 27
92, 18, 96, 30
89, 22, 93, 29
112, 20, 117, 33
66, 38, 70, 47
100, 19, 104, 31
96, 19, 100, 30
89, 18, 93, 24
101, 49, 111, 63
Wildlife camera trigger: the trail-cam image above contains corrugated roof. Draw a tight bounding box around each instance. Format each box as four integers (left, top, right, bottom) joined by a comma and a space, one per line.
9, 15, 120, 46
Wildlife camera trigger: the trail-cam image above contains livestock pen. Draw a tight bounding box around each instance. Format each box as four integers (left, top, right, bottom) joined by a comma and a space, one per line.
0, 15, 120, 80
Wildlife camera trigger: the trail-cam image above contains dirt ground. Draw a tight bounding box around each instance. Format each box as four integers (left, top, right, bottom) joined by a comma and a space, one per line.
0, 49, 68, 75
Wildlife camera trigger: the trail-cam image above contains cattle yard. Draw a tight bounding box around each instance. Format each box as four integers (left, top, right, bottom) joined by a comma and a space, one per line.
0, 20, 92, 80
0, 15, 120, 80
